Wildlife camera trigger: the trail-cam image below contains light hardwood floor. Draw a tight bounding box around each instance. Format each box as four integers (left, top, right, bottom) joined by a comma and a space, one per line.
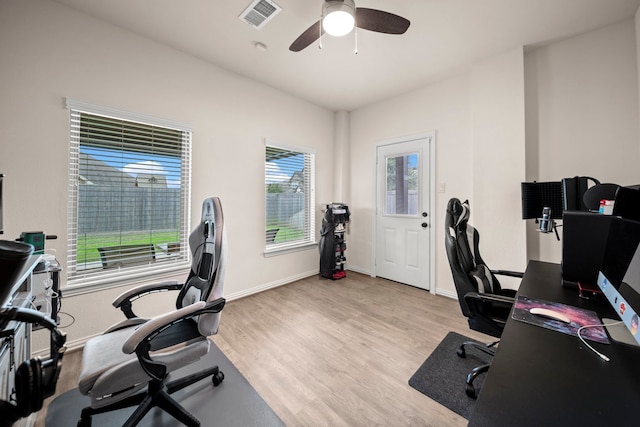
35, 272, 491, 426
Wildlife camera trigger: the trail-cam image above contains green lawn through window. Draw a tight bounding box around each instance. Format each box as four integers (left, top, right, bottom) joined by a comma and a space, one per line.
76, 231, 180, 265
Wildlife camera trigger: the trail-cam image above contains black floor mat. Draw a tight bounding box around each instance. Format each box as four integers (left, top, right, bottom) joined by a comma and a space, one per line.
46, 342, 284, 427
408, 331, 492, 420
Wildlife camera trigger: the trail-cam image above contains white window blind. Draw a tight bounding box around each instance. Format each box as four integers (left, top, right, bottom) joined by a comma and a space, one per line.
265, 143, 315, 252
66, 103, 192, 287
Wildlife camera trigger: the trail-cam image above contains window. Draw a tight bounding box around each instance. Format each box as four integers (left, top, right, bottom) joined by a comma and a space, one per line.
385, 153, 419, 215
66, 99, 192, 287
265, 142, 315, 254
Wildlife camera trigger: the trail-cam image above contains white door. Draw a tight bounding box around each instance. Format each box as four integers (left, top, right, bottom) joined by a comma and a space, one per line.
375, 137, 431, 289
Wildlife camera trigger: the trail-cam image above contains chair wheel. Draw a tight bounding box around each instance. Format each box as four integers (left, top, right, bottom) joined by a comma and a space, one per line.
465, 383, 477, 398
212, 371, 224, 386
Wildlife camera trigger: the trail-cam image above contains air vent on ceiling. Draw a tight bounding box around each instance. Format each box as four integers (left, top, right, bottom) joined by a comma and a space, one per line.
239, 0, 282, 30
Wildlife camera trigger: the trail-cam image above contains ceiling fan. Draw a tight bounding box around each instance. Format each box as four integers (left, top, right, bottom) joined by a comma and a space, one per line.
289, 0, 411, 52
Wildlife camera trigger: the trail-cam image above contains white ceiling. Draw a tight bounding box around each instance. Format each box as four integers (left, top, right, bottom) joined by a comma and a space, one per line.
52, 0, 640, 111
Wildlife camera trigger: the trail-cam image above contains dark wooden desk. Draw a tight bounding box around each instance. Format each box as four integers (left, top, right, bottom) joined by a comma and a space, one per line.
469, 260, 640, 427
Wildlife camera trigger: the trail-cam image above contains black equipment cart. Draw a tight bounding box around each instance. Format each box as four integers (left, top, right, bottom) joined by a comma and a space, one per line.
319, 203, 350, 280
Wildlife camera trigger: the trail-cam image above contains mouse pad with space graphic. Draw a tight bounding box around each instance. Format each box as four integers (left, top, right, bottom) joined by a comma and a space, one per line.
512, 295, 610, 344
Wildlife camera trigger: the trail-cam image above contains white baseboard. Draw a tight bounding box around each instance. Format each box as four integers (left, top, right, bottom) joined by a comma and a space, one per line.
347, 266, 457, 302
36, 270, 319, 355
345, 265, 371, 276
224, 269, 318, 302
435, 288, 458, 300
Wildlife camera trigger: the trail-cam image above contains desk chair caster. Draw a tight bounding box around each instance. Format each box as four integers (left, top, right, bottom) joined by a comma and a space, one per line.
457, 340, 498, 398
464, 363, 490, 398
212, 370, 224, 386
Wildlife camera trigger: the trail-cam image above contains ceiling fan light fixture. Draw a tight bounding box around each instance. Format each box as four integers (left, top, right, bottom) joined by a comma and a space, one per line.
322, 0, 355, 37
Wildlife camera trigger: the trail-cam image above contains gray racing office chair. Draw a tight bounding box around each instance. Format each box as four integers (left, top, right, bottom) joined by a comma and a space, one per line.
444, 198, 521, 398
77, 197, 226, 427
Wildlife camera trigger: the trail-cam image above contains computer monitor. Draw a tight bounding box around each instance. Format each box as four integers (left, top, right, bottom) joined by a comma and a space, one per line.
596, 216, 640, 346
612, 186, 640, 222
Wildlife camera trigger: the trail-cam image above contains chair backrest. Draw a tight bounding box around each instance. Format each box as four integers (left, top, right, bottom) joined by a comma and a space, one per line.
444, 198, 503, 318
177, 197, 226, 336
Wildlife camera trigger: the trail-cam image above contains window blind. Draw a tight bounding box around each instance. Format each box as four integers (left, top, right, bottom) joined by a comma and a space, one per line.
67, 107, 192, 286
265, 144, 315, 251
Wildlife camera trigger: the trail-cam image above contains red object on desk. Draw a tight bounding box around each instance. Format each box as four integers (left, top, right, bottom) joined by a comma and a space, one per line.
578, 281, 603, 300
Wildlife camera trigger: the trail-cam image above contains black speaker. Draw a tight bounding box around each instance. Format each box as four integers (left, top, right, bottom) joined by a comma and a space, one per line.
562, 212, 613, 288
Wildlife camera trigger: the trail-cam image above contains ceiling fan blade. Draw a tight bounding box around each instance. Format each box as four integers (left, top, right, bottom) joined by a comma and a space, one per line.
355, 8, 410, 34
289, 20, 324, 52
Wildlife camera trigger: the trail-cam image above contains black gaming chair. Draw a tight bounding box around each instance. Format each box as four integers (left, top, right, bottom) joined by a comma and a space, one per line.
444, 198, 521, 398
77, 197, 226, 427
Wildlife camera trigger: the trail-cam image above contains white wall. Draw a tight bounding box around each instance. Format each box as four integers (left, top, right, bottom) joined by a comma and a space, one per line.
349, 17, 640, 295
0, 0, 335, 351
637, 8, 640, 130
2, 1, 639, 352
524, 18, 640, 262
348, 48, 527, 298
349, 72, 474, 298
470, 48, 527, 287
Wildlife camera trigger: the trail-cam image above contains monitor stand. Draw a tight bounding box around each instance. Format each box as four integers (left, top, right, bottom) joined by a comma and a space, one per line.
603, 318, 640, 347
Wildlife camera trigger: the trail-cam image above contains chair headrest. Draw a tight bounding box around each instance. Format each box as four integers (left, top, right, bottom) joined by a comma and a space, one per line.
583, 183, 620, 210
446, 198, 470, 230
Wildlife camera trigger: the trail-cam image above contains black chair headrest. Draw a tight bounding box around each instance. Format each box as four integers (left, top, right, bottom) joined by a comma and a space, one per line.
583, 183, 620, 210
446, 198, 470, 230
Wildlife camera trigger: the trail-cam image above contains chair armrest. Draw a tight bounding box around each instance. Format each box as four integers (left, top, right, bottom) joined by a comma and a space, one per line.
491, 269, 524, 279
464, 291, 514, 306
122, 298, 225, 381
204, 298, 226, 313
122, 298, 226, 354
103, 317, 148, 334
113, 280, 182, 319
122, 301, 206, 354
464, 292, 514, 318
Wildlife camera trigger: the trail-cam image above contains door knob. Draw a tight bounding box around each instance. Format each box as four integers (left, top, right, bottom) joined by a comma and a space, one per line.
422, 212, 428, 217
421, 222, 428, 228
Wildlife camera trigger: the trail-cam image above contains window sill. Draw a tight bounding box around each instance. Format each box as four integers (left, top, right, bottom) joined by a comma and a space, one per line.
264, 241, 318, 258
64, 261, 190, 297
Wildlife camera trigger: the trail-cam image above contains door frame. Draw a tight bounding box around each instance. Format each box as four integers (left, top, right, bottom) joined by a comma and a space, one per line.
371, 131, 436, 294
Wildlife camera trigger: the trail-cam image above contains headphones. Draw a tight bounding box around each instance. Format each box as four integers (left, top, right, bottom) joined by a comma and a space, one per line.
0, 306, 66, 424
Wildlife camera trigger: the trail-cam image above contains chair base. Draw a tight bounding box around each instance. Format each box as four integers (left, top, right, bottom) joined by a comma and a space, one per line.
464, 363, 490, 398
456, 340, 498, 358
78, 366, 223, 427
456, 340, 498, 399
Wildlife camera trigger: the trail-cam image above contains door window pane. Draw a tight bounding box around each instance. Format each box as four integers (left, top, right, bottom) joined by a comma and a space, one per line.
385, 153, 419, 215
